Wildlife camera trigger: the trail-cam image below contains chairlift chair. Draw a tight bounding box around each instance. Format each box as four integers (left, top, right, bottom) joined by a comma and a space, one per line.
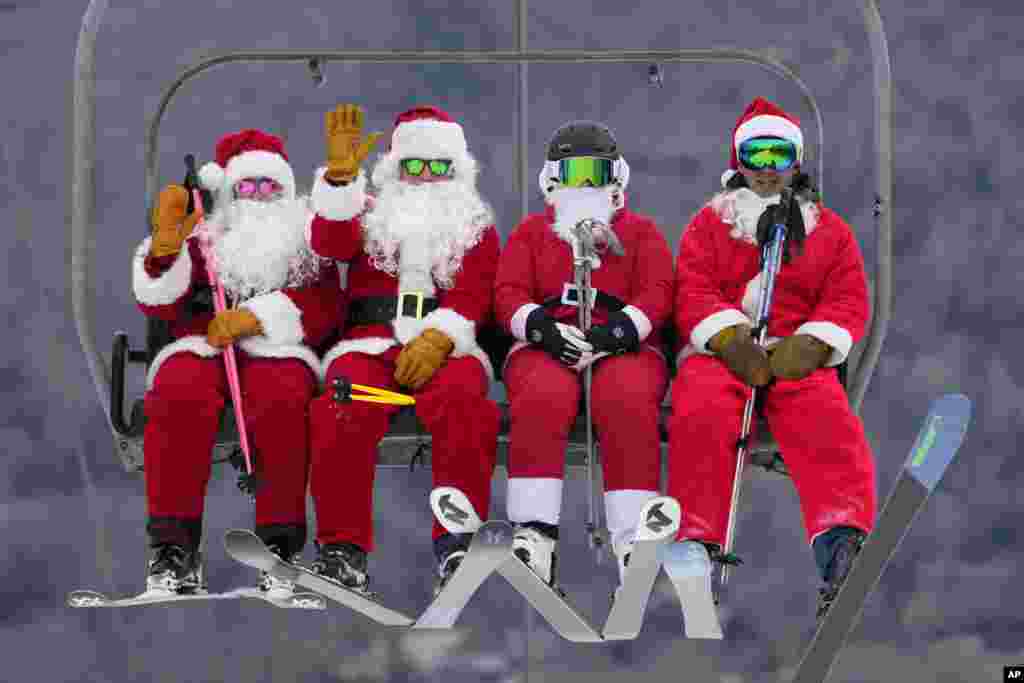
73, 0, 892, 517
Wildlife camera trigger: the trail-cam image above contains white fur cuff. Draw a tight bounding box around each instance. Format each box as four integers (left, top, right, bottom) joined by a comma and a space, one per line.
622, 305, 653, 342
241, 291, 305, 346
510, 303, 541, 341
311, 168, 367, 221
691, 309, 752, 353
507, 478, 564, 525
795, 321, 853, 367
422, 307, 477, 355
132, 237, 194, 306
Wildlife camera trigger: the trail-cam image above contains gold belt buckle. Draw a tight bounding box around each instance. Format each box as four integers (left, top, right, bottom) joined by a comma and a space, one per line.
397, 291, 426, 319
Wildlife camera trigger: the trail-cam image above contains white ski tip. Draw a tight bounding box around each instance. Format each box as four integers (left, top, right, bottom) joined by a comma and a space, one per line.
636, 496, 681, 542
430, 487, 482, 534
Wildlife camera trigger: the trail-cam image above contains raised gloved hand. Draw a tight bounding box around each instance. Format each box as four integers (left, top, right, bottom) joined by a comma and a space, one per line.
325, 104, 383, 184
394, 328, 454, 390
768, 334, 831, 381
150, 184, 199, 258
525, 308, 593, 366
586, 311, 640, 355
709, 324, 772, 387
207, 309, 263, 348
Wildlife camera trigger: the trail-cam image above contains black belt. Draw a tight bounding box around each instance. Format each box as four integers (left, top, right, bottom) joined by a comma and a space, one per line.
347, 294, 440, 327
542, 283, 626, 312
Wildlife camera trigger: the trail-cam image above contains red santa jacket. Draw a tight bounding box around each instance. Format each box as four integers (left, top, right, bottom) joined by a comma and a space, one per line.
132, 219, 343, 389
305, 170, 500, 379
674, 188, 869, 368
494, 202, 674, 366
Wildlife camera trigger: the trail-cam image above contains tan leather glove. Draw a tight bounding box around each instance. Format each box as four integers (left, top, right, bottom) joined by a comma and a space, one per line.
150, 184, 199, 258
709, 324, 772, 387
394, 328, 454, 390
325, 104, 384, 183
206, 310, 263, 348
768, 334, 832, 381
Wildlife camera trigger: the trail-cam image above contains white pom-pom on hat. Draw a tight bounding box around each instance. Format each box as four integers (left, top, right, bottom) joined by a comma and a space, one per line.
198, 162, 225, 193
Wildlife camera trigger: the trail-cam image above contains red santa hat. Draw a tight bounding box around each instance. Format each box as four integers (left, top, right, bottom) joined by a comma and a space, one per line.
721, 97, 804, 188
386, 105, 469, 161
198, 128, 296, 200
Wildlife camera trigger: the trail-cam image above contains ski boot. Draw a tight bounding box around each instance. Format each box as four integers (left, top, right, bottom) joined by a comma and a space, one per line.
258, 543, 299, 597
512, 521, 559, 588
311, 541, 370, 594
146, 544, 203, 594
814, 526, 867, 621
432, 532, 473, 597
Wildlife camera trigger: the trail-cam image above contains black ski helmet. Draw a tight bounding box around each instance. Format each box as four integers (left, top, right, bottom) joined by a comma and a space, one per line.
546, 121, 619, 161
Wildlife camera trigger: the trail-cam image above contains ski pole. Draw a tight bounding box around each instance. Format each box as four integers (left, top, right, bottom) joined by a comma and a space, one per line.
573, 219, 607, 562
721, 190, 792, 587
184, 157, 262, 497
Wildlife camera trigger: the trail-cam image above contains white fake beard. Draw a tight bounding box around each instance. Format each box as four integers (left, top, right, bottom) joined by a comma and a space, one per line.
549, 186, 617, 245
205, 198, 321, 300
363, 177, 493, 291
728, 188, 780, 243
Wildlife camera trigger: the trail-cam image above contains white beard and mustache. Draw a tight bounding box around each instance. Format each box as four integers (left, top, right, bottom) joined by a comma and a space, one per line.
201, 198, 323, 301
362, 177, 493, 291
548, 186, 622, 266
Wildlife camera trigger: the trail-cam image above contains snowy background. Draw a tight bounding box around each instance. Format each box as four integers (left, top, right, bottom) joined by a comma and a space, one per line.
2, 1, 1022, 681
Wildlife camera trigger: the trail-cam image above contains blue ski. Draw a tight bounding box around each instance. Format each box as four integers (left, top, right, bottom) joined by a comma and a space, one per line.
792, 393, 972, 683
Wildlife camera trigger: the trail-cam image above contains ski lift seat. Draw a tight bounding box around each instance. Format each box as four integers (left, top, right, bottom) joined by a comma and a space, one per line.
109, 318, 790, 476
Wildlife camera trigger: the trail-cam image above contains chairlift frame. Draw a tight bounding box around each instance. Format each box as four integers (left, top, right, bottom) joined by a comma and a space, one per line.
71, 1, 891, 480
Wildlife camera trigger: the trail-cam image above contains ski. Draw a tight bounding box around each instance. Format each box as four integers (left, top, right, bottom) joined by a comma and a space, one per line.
792, 393, 972, 683
229, 586, 326, 610
601, 496, 681, 640
413, 520, 514, 629
496, 555, 604, 643
223, 529, 414, 626
429, 486, 603, 642
660, 541, 724, 639
67, 588, 237, 608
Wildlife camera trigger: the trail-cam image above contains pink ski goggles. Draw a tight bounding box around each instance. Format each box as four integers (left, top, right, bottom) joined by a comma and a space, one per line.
233, 177, 284, 200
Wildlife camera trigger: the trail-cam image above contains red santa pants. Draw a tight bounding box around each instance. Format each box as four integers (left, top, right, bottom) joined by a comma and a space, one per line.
143, 352, 315, 530
668, 354, 877, 546
503, 346, 668, 491
309, 348, 500, 552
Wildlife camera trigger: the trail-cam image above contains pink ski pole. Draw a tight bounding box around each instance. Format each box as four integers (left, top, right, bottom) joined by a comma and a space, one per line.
190, 188, 261, 495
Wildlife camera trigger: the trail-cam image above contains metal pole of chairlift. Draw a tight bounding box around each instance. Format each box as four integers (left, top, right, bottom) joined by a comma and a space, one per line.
849, 0, 892, 415
70, 0, 121, 615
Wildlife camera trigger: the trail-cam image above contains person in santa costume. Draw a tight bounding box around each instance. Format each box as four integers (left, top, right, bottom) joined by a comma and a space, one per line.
132, 128, 345, 596
493, 120, 674, 590
666, 96, 878, 620
304, 104, 501, 596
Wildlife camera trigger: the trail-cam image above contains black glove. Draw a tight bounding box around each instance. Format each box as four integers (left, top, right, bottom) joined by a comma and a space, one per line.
586, 311, 640, 355
525, 308, 592, 366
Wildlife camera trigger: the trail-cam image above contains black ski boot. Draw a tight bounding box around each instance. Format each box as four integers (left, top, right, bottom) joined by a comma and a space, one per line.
814, 526, 867, 621
311, 542, 370, 594
145, 517, 203, 593
146, 544, 203, 593
433, 532, 472, 597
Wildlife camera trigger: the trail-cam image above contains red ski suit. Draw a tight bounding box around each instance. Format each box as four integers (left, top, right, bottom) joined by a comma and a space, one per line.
132, 222, 343, 533
669, 189, 877, 546
306, 172, 500, 552
493, 203, 673, 531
